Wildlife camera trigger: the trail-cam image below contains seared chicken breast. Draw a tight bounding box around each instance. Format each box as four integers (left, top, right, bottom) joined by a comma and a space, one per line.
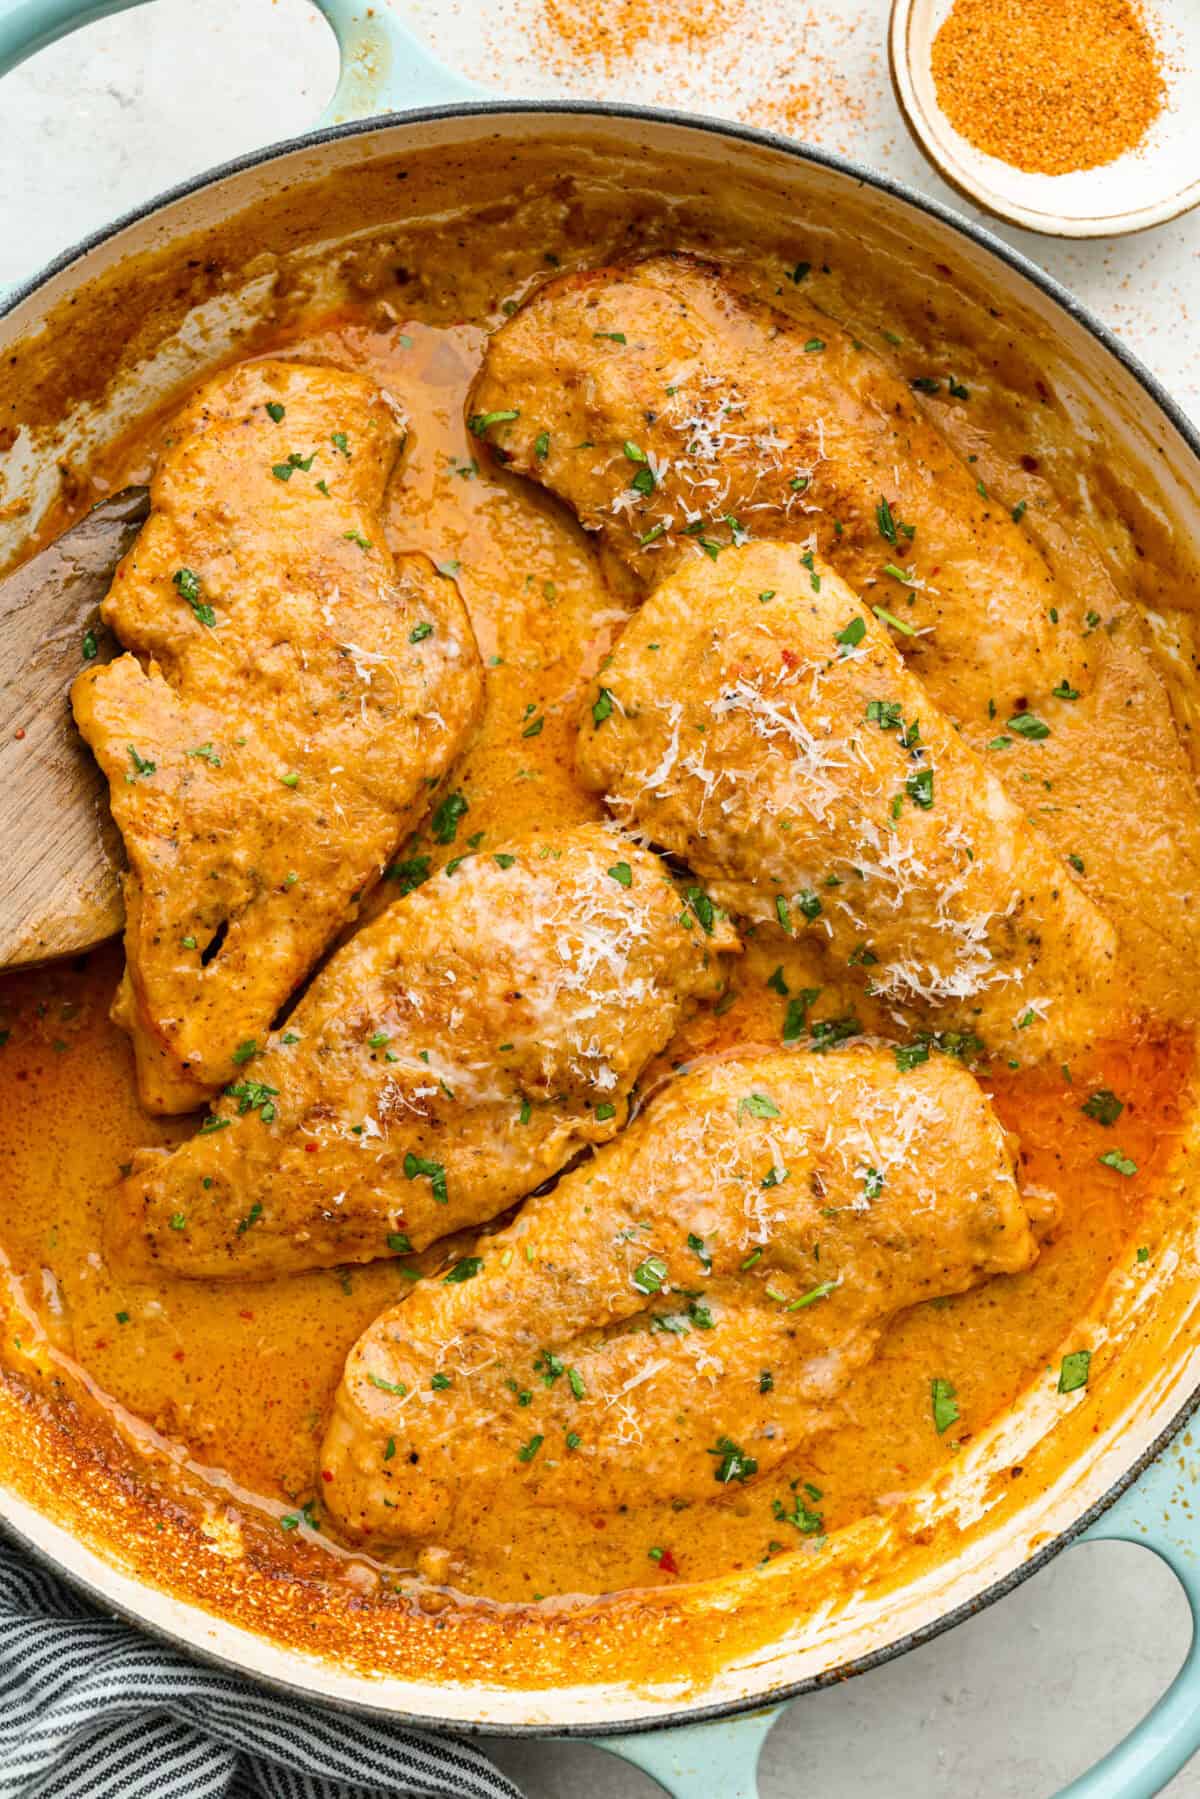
321, 1048, 1038, 1545
470, 252, 1200, 1019
468, 250, 1076, 731
108, 824, 737, 1280
73, 359, 483, 1113
576, 542, 1120, 1061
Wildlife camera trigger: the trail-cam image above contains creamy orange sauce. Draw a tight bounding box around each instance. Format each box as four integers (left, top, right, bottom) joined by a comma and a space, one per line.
0, 290, 1192, 1606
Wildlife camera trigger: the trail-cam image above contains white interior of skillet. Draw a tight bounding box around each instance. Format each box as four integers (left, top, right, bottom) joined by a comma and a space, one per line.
3, 108, 1200, 1730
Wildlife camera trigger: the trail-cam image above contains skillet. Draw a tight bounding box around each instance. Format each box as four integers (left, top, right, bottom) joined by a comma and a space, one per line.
3, 5, 1200, 1794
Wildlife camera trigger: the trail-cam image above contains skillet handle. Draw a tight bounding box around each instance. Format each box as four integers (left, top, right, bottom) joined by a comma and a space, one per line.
310, 0, 485, 119
590, 1705, 780, 1797
0, 0, 486, 113
1051, 1432, 1200, 1799
589, 1433, 1200, 1799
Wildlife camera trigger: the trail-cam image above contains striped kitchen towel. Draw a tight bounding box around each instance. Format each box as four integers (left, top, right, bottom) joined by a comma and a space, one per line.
0, 1539, 523, 1799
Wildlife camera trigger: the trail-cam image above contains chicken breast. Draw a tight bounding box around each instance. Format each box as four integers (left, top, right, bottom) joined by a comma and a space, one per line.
108, 824, 737, 1280
321, 1048, 1037, 1546
72, 359, 483, 1114
576, 542, 1120, 1062
468, 250, 1080, 732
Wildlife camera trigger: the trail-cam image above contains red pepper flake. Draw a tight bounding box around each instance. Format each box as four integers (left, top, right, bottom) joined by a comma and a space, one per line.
657, 1548, 679, 1575
173, 1348, 186, 1362
321, 1468, 334, 1483
12, 729, 24, 741
239, 1309, 254, 1320
305, 1141, 319, 1154
780, 647, 799, 669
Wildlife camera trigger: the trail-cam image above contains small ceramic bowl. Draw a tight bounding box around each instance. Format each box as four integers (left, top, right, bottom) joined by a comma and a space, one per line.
889, 0, 1200, 237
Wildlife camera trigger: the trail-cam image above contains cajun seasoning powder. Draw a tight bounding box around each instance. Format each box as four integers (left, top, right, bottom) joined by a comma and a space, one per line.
930, 0, 1166, 175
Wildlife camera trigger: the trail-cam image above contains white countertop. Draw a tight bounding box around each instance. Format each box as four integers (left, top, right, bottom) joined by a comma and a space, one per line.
1, 3, 1197, 1793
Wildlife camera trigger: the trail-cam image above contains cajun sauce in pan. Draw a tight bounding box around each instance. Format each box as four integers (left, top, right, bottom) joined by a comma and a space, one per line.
0, 291, 1194, 1606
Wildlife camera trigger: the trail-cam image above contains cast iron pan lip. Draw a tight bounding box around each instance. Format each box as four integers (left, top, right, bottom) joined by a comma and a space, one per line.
3, 96, 1199, 1740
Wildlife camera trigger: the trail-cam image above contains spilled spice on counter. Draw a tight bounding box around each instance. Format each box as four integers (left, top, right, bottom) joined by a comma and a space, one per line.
931, 0, 1165, 176
536, 0, 744, 70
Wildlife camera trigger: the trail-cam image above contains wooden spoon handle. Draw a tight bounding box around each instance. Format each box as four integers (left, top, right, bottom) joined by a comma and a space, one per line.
0, 486, 149, 969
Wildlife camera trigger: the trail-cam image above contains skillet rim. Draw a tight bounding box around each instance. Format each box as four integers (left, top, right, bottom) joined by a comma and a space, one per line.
3, 95, 1199, 1740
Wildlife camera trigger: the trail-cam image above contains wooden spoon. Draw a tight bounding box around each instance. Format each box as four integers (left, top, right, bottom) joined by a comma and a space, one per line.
0, 487, 149, 969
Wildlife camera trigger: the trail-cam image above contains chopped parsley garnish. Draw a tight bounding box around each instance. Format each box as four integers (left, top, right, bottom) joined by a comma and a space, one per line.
608, 861, 633, 887
905, 765, 934, 809
872, 605, 916, 636
788, 1280, 836, 1311
1081, 1089, 1124, 1126
272, 451, 316, 480
632, 1255, 669, 1294
595, 1102, 617, 1121
405, 1153, 449, 1204
685, 885, 715, 933
773, 1490, 824, 1534
431, 790, 469, 844
386, 1232, 412, 1254
126, 745, 156, 778
265, 401, 285, 422
82, 629, 98, 660
1012, 500, 1028, 524
236, 1201, 263, 1235
535, 1350, 565, 1386
804, 338, 825, 353
739, 1092, 780, 1120
443, 1256, 483, 1283
709, 1437, 758, 1484
767, 966, 789, 996
517, 1434, 544, 1462
862, 1167, 884, 1199
1006, 712, 1050, 740
431, 1372, 453, 1390
783, 988, 822, 1044
866, 698, 904, 730
225, 1079, 278, 1122
386, 854, 431, 894
344, 530, 372, 551
330, 431, 351, 457
409, 621, 434, 643
687, 1232, 712, 1271
1058, 1350, 1091, 1394
931, 1376, 959, 1434
468, 409, 520, 435
592, 687, 615, 727
186, 742, 221, 766
593, 330, 627, 343
835, 616, 866, 651
368, 1372, 408, 1396
198, 1116, 230, 1135
759, 1369, 774, 1392
788, 260, 811, 283
534, 430, 550, 459
809, 1014, 862, 1053
568, 1367, 586, 1400
230, 1040, 258, 1065
168, 1213, 187, 1232
1098, 1149, 1137, 1177
911, 376, 941, 394
1052, 679, 1080, 700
